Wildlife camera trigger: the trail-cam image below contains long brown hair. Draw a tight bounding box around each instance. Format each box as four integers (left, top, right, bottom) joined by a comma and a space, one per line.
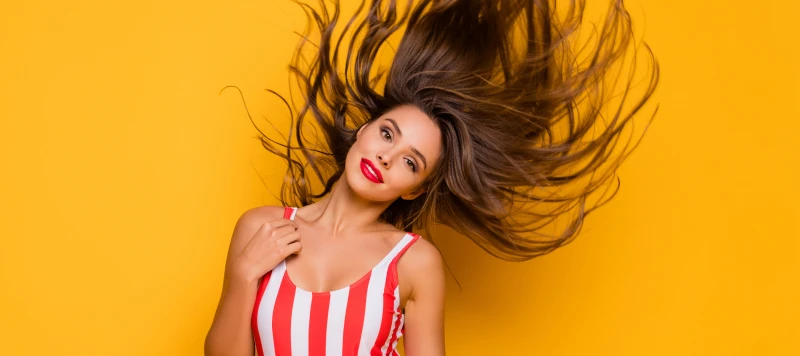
246, 0, 659, 261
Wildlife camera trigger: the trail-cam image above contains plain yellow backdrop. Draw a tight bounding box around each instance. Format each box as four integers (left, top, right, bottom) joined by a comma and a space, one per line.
1, 0, 798, 355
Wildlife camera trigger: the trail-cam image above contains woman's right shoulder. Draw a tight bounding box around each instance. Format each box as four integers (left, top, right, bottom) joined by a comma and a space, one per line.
230, 205, 286, 241
237, 205, 286, 227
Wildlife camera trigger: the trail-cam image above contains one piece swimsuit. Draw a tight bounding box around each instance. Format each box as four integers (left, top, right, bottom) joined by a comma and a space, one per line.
251, 207, 421, 356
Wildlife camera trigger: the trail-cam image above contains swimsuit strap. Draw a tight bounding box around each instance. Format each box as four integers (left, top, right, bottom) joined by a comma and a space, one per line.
283, 206, 297, 220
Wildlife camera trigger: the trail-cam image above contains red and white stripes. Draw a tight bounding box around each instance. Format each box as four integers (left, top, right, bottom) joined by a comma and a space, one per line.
251, 207, 419, 356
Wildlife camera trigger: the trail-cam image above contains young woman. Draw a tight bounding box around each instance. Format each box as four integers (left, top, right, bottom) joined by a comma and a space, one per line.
205, 0, 659, 355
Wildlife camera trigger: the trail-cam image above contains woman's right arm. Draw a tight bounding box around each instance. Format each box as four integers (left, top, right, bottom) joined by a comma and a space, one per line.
204, 206, 301, 356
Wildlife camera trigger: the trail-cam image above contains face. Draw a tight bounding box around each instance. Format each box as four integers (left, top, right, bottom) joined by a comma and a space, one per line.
344, 105, 442, 203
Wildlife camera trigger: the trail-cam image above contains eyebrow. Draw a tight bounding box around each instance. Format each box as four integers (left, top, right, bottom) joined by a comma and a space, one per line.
385, 117, 428, 170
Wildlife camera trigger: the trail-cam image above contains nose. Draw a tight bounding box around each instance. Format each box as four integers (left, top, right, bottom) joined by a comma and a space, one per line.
377, 153, 391, 168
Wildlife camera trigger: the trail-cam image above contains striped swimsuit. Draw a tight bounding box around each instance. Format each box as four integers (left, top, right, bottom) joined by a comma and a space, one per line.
251, 207, 421, 356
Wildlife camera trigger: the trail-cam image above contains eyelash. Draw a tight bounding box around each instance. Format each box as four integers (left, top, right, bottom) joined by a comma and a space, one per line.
380, 127, 417, 172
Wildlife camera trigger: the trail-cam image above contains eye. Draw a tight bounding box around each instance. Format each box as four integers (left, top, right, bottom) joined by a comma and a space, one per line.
404, 158, 417, 172
380, 127, 392, 142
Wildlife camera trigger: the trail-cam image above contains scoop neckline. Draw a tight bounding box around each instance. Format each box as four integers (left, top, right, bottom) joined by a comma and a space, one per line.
282, 232, 412, 295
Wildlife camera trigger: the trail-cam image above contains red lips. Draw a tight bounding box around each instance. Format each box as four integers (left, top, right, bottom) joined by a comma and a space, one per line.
360, 158, 383, 183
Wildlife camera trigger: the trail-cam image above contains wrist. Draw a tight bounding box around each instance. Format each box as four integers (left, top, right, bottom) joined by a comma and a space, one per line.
229, 258, 260, 286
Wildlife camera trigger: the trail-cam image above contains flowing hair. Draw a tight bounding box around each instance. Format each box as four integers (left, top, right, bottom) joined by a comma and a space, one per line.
246, 0, 659, 261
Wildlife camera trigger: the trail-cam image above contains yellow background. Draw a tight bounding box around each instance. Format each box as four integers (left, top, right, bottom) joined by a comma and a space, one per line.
1, 0, 798, 355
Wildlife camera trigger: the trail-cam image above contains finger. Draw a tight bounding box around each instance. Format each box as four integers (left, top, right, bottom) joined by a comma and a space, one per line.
268, 225, 297, 241
276, 231, 301, 246
282, 240, 302, 256
256, 221, 296, 238
260, 218, 298, 232
272, 215, 299, 224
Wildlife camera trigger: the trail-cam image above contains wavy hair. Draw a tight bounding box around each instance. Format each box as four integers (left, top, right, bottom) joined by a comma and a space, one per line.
246, 0, 659, 261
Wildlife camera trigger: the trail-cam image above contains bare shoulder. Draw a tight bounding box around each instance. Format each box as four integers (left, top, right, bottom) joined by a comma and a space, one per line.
397, 234, 445, 298
400, 235, 443, 270
239, 205, 285, 224
228, 205, 285, 250
235, 205, 285, 231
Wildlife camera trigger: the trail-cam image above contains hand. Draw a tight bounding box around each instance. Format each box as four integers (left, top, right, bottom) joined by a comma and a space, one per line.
234, 217, 301, 283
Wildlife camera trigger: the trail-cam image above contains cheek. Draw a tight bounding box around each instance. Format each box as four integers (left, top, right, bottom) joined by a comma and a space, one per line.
388, 169, 422, 193
351, 133, 389, 163
359, 132, 383, 150
348, 133, 372, 157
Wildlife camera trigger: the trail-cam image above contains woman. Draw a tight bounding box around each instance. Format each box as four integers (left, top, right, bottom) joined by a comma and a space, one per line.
205, 0, 659, 355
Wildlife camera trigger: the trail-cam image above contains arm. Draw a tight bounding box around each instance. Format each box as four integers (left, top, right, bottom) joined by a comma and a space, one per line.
204, 206, 283, 356
400, 239, 446, 356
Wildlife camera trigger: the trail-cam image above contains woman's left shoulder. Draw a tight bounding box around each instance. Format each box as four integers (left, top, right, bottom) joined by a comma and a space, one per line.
395, 233, 445, 309
397, 233, 444, 283
404, 234, 441, 262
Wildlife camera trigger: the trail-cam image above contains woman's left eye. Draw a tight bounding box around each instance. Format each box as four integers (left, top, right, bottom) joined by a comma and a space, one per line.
405, 158, 417, 171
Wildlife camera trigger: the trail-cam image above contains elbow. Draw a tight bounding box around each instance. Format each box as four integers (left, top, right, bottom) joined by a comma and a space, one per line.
203, 329, 229, 356
203, 331, 219, 356
204, 329, 254, 356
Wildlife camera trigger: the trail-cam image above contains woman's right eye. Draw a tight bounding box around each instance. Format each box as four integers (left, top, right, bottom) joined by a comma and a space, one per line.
381, 128, 392, 142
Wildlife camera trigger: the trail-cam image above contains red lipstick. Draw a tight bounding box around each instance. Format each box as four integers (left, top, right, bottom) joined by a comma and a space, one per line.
360, 158, 383, 183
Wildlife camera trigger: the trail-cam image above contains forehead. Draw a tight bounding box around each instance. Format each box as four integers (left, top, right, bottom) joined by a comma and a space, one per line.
378, 105, 442, 161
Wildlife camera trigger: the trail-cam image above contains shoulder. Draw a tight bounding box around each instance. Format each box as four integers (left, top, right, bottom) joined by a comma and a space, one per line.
239, 205, 285, 222
395, 234, 446, 353
400, 235, 443, 270
229, 205, 286, 246
236, 205, 285, 230
221, 205, 288, 274
397, 234, 445, 297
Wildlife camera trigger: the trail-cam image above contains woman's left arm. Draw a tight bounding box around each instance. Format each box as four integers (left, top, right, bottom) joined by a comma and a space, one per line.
401, 239, 446, 355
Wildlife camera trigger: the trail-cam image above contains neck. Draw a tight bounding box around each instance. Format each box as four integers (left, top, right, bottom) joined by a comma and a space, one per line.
306, 172, 394, 236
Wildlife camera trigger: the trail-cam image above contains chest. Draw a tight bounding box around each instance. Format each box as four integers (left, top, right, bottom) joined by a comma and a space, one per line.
283, 231, 396, 293
251, 207, 420, 355
252, 259, 409, 355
